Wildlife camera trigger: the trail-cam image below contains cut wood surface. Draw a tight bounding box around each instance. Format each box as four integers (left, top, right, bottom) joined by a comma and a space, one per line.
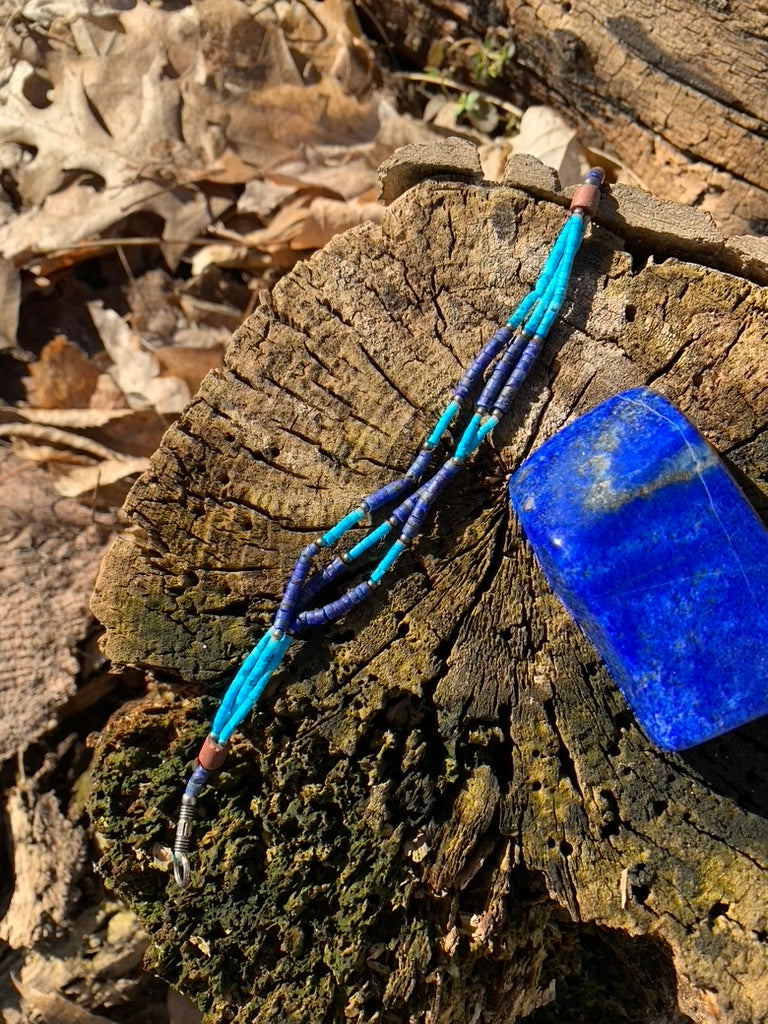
89, 143, 768, 1024
364, 0, 768, 237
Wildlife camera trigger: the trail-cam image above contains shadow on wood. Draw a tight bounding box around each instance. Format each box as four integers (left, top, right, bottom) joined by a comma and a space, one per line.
359, 0, 768, 236
89, 143, 768, 1024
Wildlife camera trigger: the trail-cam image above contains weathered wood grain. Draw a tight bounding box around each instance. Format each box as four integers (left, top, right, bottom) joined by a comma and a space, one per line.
90, 145, 768, 1024
0, 451, 111, 760
362, 0, 768, 236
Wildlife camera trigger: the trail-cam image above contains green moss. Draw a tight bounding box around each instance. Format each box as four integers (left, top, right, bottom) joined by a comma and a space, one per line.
88, 683, 455, 1022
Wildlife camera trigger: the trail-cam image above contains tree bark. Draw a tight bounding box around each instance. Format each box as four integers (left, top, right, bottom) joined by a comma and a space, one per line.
89, 142, 768, 1024
0, 450, 111, 760
361, 0, 768, 237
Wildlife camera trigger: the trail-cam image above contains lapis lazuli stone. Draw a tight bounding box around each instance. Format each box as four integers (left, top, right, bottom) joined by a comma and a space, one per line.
508, 387, 768, 751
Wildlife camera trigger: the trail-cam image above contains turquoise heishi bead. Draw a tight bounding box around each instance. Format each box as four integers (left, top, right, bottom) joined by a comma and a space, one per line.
508, 387, 768, 751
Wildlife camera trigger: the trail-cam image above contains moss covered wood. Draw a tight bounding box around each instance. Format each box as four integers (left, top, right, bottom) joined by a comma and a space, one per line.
89, 146, 768, 1024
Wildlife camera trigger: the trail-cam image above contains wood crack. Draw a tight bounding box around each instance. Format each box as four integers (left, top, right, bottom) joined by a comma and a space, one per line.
89, 156, 768, 1024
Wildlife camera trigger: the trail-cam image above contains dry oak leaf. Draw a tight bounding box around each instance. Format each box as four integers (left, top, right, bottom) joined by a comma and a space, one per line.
192, 192, 384, 274
87, 302, 191, 414
0, 0, 405, 349
24, 336, 101, 410
511, 105, 588, 187
0, 49, 222, 261
16, 0, 381, 195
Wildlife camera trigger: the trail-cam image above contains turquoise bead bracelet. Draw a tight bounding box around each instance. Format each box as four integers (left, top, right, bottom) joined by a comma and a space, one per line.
171, 170, 768, 888
170, 169, 605, 886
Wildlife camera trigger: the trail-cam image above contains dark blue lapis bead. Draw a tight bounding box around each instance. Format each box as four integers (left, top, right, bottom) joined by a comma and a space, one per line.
508, 387, 768, 751
390, 493, 418, 526
365, 478, 410, 511
405, 449, 434, 482
475, 335, 527, 411
493, 339, 542, 417
293, 581, 371, 632
184, 764, 210, 799
455, 325, 513, 399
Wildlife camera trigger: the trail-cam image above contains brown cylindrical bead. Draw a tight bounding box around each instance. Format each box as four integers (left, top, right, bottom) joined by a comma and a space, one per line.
197, 734, 228, 771
569, 183, 601, 218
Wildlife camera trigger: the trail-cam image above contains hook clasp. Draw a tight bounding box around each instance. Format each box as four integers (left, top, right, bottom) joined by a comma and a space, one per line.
171, 792, 197, 889
172, 850, 190, 888
169, 736, 228, 888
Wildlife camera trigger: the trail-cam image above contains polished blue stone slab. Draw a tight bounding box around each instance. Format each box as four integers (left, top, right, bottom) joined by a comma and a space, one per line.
508, 387, 768, 750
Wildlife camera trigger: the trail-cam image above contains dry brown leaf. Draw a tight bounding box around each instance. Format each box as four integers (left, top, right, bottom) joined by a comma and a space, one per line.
213, 77, 381, 174
0, 256, 21, 350
2, 163, 225, 282
8, 897, 153, 1024
267, 158, 383, 201
53, 456, 151, 499
88, 302, 191, 413
194, 0, 303, 95
190, 242, 253, 277
258, 0, 374, 95
88, 371, 130, 411
423, 94, 467, 131
193, 191, 384, 274
0, 782, 87, 948
242, 193, 383, 251
237, 177, 299, 219
4, 49, 193, 208
511, 105, 589, 186
24, 336, 101, 409
8, 0, 132, 29
0, 406, 173, 463
0, 407, 134, 429
173, 325, 234, 351
0, 0, 440, 350
478, 140, 514, 182
0, 2, 247, 332
176, 294, 244, 334
4, 440, 95, 466
277, 196, 384, 251
4, 10, 419, 213
126, 268, 180, 344
14, 983, 116, 1024
0, 422, 127, 461
154, 345, 224, 394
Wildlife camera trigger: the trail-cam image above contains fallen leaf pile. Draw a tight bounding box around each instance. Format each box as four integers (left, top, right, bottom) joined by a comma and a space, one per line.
0, 0, 623, 499
0, 0, 443, 499
1, 0, 390, 300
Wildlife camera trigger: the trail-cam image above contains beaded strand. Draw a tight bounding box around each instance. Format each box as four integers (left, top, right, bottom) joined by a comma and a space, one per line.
171, 168, 604, 887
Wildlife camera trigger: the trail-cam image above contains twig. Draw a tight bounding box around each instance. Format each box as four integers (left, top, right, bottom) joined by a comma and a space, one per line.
392, 70, 523, 119
0, 424, 132, 461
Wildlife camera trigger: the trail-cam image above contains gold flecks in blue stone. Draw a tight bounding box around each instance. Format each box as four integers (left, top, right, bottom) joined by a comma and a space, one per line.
508, 387, 768, 751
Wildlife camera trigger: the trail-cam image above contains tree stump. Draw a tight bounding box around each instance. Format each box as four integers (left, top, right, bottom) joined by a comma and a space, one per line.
361, 0, 768, 237
89, 142, 768, 1024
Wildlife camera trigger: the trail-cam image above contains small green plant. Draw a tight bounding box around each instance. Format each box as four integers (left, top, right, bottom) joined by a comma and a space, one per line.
426, 30, 516, 86
420, 30, 517, 133
451, 90, 498, 133
468, 33, 516, 82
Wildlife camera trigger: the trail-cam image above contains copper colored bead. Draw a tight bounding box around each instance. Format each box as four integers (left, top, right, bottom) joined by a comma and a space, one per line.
197, 734, 228, 771
569, 183, 601, 218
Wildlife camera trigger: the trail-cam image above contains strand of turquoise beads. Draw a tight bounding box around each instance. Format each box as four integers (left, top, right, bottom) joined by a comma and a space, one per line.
171, 168, 605, 887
